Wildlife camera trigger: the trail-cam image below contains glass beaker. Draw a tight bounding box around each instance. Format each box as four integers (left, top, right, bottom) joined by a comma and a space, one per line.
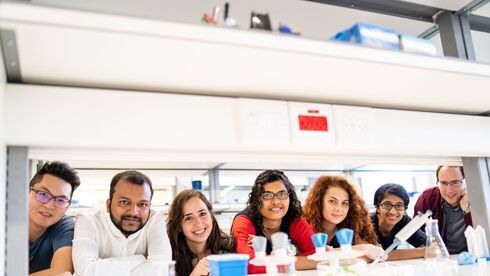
424, 219, 450, 261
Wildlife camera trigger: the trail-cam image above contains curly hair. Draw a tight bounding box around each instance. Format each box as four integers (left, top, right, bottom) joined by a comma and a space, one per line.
303, 175, 378, 244
246, 170, 302, 227
166, 190, 234, 276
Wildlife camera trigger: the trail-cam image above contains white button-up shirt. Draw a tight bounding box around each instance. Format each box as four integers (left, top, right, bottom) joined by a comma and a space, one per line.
73, 208, 171, 276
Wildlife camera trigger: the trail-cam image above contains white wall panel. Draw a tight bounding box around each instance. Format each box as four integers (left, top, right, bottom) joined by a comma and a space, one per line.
237, 98, 290, 149
369, 108, 490, 156
5, 85, 238, 151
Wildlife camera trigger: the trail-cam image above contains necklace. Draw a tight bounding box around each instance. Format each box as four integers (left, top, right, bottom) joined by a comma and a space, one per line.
262, 223, 281, 231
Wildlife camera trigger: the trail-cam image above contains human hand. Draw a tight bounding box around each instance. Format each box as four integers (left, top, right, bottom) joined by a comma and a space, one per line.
247, 234, 257, 248
190, 257, 210, 276
460, 189, 470, 214
353, 244, 387, 262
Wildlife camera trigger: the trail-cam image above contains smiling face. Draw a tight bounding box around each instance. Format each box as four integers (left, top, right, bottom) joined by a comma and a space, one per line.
377, 194, 405, 227
181, 196, 213, 248
107, 180, 152, 236
259, 180, 290, 222
438, 166, 465, 206
29, 174, 72, 233
322, 186, 349, 227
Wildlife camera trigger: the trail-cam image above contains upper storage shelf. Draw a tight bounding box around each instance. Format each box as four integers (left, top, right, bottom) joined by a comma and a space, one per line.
1, 2, 490, 115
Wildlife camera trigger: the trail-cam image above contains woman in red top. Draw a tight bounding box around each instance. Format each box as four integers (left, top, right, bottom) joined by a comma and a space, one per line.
231, 170, 317, 274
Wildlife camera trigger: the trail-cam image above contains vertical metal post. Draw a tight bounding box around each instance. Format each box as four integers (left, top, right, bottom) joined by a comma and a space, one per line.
208, 168, 220, 204
6, 146, 29, 276
462, 157, 490, 248
437, 12, 476, 60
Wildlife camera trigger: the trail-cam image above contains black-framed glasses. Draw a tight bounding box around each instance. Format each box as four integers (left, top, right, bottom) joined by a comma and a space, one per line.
379, 202, 405, 211
438, 180, 464, 187
30, 187, 71, 208
261, 190, 289, 200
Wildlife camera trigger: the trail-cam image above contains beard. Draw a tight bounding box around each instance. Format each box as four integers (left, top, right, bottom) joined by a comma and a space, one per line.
109, 208, 148, 237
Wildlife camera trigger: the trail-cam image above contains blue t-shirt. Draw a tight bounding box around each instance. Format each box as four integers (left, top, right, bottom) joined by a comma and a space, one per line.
29, 215, 75, 273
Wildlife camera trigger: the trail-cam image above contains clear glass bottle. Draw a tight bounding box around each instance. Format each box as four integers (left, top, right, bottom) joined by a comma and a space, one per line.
424, 219, 450, 261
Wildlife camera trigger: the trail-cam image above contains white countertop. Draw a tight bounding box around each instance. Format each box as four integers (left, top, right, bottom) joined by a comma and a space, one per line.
252, 256, 490, 275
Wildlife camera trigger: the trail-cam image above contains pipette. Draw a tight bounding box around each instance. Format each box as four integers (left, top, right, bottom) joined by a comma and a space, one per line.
371, 210, 432, 265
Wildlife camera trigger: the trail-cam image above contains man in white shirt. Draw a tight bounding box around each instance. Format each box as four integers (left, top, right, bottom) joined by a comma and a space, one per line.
73, 170, 171, 276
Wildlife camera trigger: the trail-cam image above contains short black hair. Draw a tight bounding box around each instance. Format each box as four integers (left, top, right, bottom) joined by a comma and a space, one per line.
436, 166, 465, 181
373, 183, 409, 209
109, 170, 153, 200
30, 161, 80, 198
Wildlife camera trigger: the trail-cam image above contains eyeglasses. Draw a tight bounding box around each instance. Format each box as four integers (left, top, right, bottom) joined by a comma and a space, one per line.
438, 180, 464, 187
261, 190, 289, 200
379, 202, 405, 211
30, 187, 71, 208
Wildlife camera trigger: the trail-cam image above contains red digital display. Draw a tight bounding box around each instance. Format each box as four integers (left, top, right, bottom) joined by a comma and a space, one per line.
298, 115, 328, 131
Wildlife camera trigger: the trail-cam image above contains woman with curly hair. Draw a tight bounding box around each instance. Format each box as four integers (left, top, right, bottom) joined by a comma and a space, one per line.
303, 175, 385, 261
167, 190, 234, 276
231, 170, 317, 274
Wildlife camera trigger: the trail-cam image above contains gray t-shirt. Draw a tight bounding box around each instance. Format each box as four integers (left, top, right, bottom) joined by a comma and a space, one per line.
29, 215, 75, 273
442, 202, 467, 254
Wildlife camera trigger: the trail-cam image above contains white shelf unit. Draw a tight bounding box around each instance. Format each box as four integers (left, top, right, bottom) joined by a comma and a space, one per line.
1, 2, 490, 115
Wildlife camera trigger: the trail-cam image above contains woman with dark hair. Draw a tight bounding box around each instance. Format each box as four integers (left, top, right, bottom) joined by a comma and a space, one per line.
167, 190, 234, 276
371, 183, 426, 260
231, 170, 317, 274
303, 175, 384, 261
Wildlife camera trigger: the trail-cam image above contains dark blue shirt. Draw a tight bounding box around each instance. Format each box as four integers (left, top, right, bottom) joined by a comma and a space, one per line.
370, 212, 426, 250
29, 215, 75, 273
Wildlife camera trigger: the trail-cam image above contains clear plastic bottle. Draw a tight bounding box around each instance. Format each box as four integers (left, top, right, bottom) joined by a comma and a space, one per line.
424, 219, 450, 261
284, 240, 296, 276
276, 241, 296, 275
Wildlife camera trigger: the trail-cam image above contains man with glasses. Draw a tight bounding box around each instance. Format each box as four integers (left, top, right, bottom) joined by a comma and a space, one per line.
414, 165, 472, 254
29, 161, 81, 275
371, 183, 426, 260
72, 170, 171, 276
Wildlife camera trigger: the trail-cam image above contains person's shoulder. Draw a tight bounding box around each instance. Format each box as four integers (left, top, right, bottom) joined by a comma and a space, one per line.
289, 217, 314, 234
144, 209, 165, 229
233, 213, 253, 225
419, 186, 440, 198
231, 213, 255, 234
291, 216, 309, 226
75, 207, 105, 227
50, 215, 75, 232
399, 214, 412, 225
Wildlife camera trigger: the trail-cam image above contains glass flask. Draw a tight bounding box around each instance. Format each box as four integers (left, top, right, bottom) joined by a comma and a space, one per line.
424, 219, 450, 260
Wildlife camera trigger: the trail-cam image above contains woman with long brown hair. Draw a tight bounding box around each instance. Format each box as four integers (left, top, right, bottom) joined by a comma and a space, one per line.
167, 190, 234, 276
303, 175, 384, 260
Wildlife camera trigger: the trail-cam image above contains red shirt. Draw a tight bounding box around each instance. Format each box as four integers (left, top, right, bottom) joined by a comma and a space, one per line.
231, 214, 315, 274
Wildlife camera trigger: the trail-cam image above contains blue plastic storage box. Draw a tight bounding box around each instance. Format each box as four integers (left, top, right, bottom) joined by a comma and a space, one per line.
331, 23, 400, 50
207, 254, 249, 276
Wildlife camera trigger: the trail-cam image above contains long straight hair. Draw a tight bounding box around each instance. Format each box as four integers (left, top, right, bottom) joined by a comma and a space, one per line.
166, 190, 234, 276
